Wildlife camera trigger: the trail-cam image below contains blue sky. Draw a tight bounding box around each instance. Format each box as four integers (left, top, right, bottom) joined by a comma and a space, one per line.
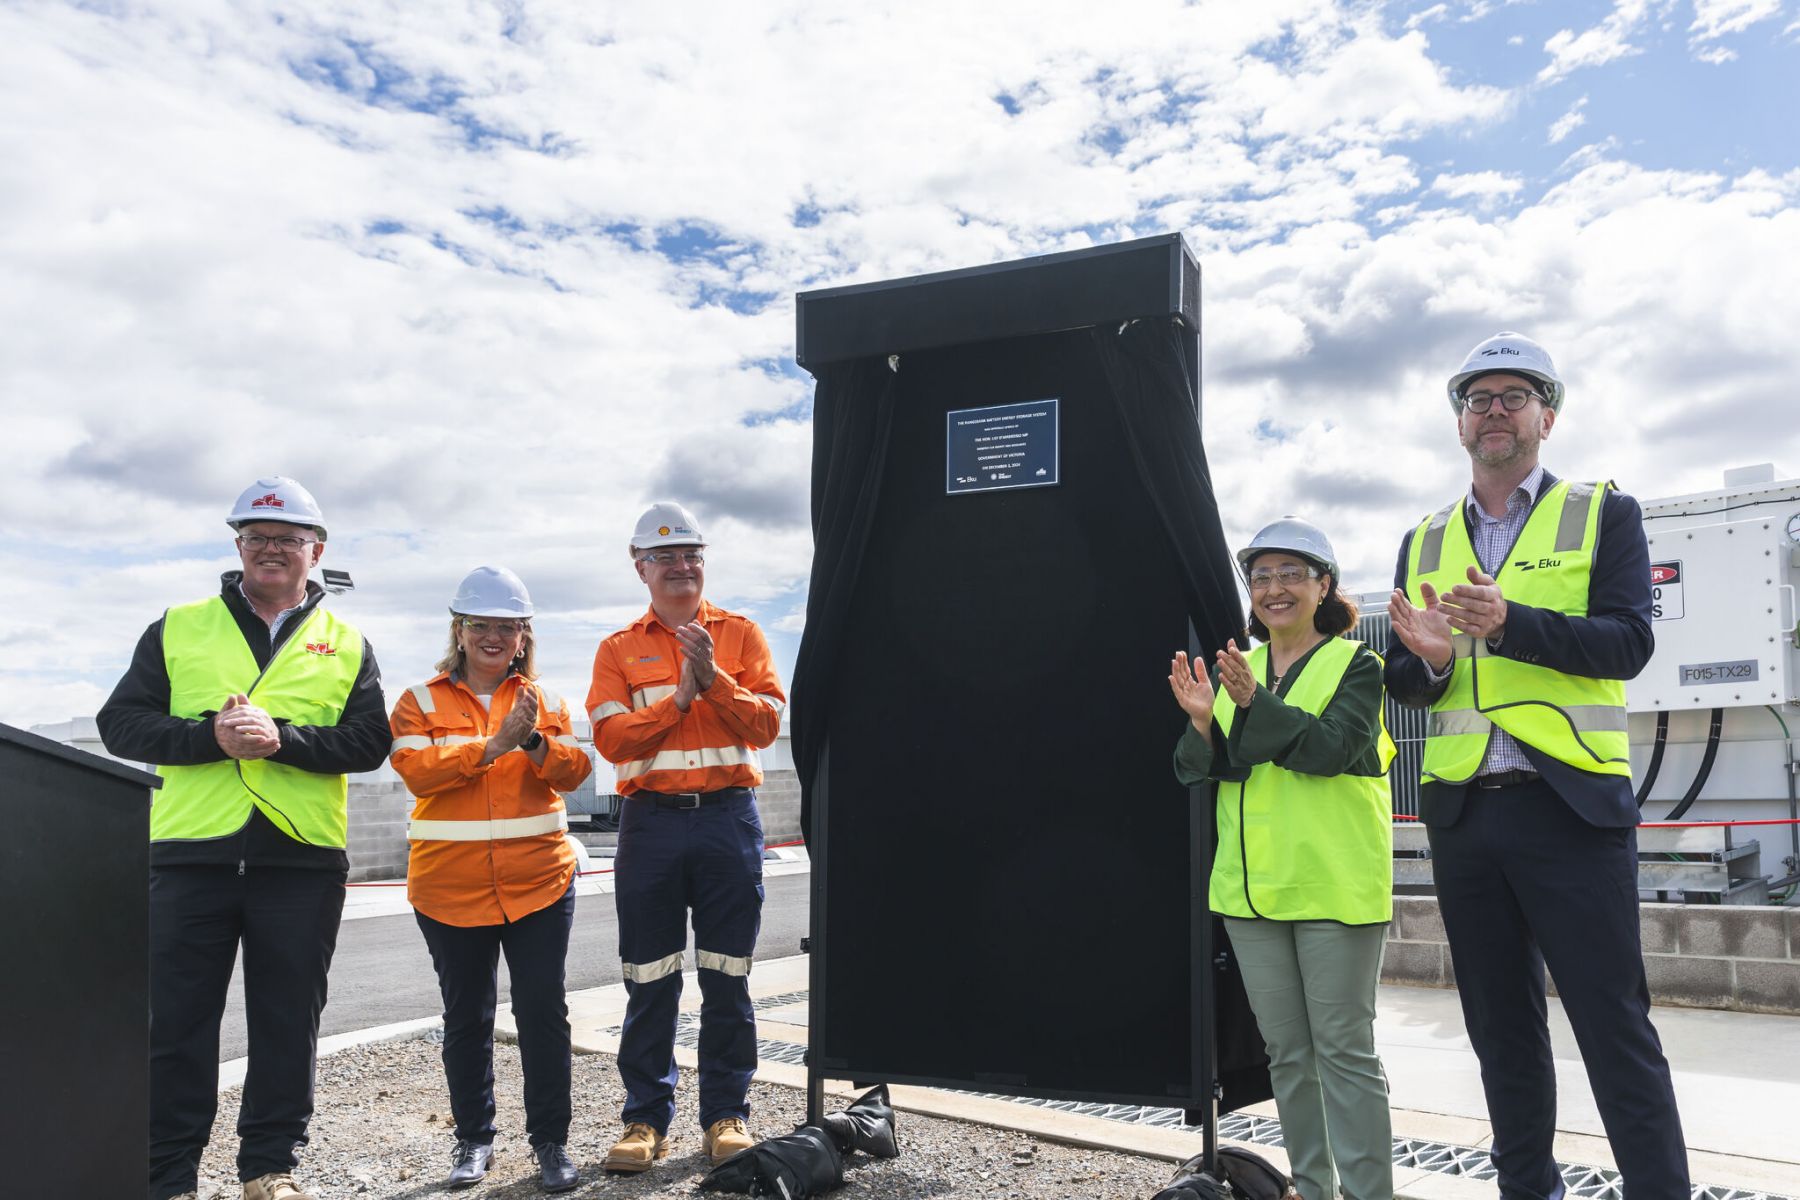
2, 0, 1797, 730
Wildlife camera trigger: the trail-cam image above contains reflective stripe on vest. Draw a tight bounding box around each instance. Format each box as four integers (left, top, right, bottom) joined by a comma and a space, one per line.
155, 596, 364, 847
408, 810, 568, 842
1209, 638, 1395, 924
1405, 479, 1631, 782
615, 743, 758, 782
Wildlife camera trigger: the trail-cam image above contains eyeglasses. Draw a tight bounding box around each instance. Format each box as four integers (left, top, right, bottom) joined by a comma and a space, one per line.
237, 534, 317, 553
1460, 387, 1543, 414
640, 550, 705, 567
460, 618, 526, 638
1247, 565, 1321, 591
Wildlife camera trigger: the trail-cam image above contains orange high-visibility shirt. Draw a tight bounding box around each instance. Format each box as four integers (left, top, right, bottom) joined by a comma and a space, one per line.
389, 672, 592, 927
585, 600, 785, 795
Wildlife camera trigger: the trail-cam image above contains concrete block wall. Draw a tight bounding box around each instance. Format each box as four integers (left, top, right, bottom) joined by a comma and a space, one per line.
757, 769, 803, 844
1382, 895, 1800, 1015
347, 780, 412, 882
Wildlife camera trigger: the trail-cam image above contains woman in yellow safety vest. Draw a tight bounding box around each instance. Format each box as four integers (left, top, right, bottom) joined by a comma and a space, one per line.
1169, 517, 1396, 1200
389, 566, 592, 1194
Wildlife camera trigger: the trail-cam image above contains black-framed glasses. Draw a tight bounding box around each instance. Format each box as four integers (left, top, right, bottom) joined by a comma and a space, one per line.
1460, 387, 1543, 414
237, 533, 317, 553
460, 618, 526, 638
640, 550, 705, 567
1248, 565, 1321, 591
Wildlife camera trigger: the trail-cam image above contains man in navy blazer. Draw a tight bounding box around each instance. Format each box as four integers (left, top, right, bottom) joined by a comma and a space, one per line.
1384, 333, 1687, 1200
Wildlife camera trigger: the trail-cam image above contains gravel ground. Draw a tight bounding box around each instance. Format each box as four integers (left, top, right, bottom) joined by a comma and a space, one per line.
192, 1034, 1177, 1199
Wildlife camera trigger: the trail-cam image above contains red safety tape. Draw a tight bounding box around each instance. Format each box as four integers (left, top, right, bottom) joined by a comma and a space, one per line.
346, 837, 809, 887
1392, 814, 1800, 828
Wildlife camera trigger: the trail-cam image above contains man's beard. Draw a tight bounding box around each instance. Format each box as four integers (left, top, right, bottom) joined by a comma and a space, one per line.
1465, 425, 1534, 468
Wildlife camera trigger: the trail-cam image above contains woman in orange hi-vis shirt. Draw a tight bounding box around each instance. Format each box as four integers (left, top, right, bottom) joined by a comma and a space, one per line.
388, 566, 591, 1195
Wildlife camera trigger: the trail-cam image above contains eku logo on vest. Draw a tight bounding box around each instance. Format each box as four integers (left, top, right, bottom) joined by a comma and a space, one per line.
305, 641, 337, 656
251, 493, 285, 508
1512, 556, 1563, 571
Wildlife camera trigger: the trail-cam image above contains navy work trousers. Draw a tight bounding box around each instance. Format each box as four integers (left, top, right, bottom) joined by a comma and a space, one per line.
614, 789, 764, 1133
415, 882, 576, 1149
1428, 781, 1689, 1200
147, 863, 345, 1200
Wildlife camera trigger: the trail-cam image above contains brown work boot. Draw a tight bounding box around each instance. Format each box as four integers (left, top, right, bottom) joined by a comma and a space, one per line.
242, 1174, 318, 1200
704, 1116, 755, 1165
603, 1122, 669, 1174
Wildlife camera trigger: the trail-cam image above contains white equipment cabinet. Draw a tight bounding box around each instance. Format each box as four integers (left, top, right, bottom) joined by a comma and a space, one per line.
1626, 465, 1800, 901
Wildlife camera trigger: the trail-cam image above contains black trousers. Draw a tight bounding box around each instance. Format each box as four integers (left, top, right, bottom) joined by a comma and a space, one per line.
415, 883, 576, 1148
1428, 781, 1688, 1200
147, 864, 345, 1200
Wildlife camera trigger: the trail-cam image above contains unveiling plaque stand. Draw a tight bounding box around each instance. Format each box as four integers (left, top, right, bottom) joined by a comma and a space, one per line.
1, 722, 157, 1197
790, 235, 1270, 1167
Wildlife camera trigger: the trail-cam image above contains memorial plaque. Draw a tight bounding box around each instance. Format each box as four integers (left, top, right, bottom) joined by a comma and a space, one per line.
946, 398, 1060, 495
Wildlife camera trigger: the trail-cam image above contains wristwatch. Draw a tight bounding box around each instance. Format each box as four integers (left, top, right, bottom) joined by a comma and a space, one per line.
520, 730, 544, 752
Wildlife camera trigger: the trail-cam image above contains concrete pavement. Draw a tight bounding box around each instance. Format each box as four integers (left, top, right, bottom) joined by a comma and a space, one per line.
494, 953, 1800, 1200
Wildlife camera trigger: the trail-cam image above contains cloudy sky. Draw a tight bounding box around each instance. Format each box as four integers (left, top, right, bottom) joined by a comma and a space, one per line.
5, 0, 1798, 733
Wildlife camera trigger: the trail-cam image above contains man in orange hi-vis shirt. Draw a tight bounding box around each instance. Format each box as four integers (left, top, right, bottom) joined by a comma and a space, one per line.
585, 501, 786, 1175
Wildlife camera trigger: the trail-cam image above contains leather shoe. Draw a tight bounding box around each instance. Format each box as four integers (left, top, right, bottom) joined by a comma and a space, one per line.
604, 1122, 669, 1173
704, 1116, 755, 1165
535, 1142, 580, 1193
448, 1139, 493, 1188
242, 1174, 318, 1200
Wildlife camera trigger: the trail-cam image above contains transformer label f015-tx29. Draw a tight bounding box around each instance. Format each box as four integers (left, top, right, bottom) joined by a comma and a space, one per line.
1678, 659, 1759, 686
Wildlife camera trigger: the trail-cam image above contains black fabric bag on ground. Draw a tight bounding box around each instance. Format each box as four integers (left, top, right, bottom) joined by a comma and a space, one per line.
1160, 1146, 1291, 1200
699, 1125, 845, 1198
818, 1084, 899, 1158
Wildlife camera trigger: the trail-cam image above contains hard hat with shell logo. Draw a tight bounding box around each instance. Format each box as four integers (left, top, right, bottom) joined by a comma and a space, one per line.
450, 566, 534, 618
630, 501, 707, 554
227, 476, 328, 541
1446, 332, 1564, 414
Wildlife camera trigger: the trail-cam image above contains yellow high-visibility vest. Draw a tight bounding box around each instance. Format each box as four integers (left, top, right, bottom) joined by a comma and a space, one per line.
154, 595, 364, 847
1212, 637, 1395, 923
1404, 479, 1630, 782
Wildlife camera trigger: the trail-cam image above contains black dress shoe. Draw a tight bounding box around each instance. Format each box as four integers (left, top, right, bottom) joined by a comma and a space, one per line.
448, 1140, 493, 1188
535, 1143, 580, 1193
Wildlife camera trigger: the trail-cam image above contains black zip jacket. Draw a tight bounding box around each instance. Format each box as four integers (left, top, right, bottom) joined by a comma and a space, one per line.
96, 572, 390, 870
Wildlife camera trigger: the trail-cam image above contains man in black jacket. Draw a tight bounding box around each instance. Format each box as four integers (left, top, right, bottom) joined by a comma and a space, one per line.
1383, 335, 1686, 1200
99, 476, 389, 1200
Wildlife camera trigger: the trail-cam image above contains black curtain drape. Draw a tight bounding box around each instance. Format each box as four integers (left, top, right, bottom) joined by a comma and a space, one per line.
790, 318, 1272, 1114
1092, 317, 1272, 1111
790, 355, 896, 838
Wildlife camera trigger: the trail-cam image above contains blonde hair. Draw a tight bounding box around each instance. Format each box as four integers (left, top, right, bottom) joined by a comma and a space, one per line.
435, 614, 538, 681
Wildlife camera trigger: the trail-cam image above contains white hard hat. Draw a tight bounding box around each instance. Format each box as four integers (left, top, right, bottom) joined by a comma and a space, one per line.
630, 501, 706, 552
1236, 516, 1339, 581
450, 565, 534, 618
227, 476, 327, 541
1446, 332, 1564, 414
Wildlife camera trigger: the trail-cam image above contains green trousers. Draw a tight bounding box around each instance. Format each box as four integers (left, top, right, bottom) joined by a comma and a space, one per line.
1224, 917, 1392, 1200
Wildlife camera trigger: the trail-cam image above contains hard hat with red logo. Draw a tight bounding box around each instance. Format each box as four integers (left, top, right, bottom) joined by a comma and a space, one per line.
1446, 332, 1565, 414
227, 476, 328, 540
629, 501, 706, 554
450, 565, 534, 618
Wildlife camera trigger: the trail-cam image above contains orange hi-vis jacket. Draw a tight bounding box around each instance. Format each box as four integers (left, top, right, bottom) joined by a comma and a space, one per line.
389, 672, 593, 927
585, 600, 786, 796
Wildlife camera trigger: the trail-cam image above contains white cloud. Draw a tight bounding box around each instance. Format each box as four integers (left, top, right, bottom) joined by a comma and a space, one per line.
3, 0, 1798, 729
1538, 0, 1665, 83
1547, 95, 1590, 144
1430, 171, 1526, 208
1689, 0, 1784, 41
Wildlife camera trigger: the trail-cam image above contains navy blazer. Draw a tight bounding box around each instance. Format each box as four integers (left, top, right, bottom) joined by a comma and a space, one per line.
1383, 470, 1655, 828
